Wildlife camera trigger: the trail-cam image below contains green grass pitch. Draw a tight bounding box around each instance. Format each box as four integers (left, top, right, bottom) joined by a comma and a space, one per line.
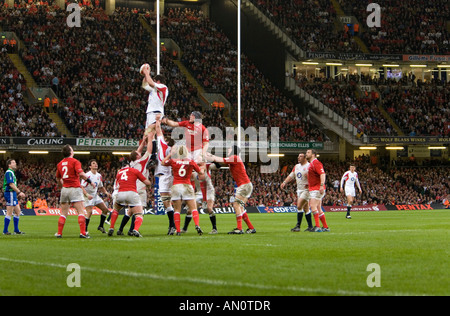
0, 210, 448, 296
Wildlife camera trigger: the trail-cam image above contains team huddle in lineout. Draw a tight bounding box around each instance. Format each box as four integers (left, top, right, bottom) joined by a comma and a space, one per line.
3, 65, 361, 237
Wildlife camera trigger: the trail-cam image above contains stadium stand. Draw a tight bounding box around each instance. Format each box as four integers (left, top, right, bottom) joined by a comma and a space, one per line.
159, 7, 328, 142
0, 50, 60, 137
338, 0, 449, 54
250, 0, 362, 53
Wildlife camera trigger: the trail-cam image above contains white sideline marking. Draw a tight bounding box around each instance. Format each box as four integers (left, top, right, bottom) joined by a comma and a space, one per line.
0, 257, 425, 296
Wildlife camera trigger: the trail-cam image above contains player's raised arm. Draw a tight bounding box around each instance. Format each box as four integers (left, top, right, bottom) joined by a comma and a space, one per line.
142, 65, 157, 88
161, 117, 180, 127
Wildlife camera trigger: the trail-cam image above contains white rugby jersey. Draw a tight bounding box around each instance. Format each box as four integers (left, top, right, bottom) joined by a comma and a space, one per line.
340, 171, 360, 188
81, 171, 104, 196
130, 152, 151, 191
144, 82, 168, 115
289, 162, 310, 191
155, 135, 172, 176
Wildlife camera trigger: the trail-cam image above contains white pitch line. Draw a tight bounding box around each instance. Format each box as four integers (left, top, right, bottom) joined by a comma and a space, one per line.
0, 257, 425, 296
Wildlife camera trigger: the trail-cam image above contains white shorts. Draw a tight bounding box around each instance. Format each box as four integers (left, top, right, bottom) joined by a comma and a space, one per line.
188, 148, 203, 164
60, 187, 84, 204
115, 191, 142, 207
171, 183, 195, 201
146, 111, 163, 128
296, 189, 310, 201
84, 195, 104, 207
345, 187, 356, 197
138, 189, 147, 207
158, 173, 174, 194
236, 182, 253, 199
309, 190, 325, 200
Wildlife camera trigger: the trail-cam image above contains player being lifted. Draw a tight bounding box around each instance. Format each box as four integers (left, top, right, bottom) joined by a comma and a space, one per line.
340, 163, 362, 219
206, 145, 256, 234
162, 145, 205, 236
81, 159, 111, 235
280, 153, 314, 232
141, 65, 169, 145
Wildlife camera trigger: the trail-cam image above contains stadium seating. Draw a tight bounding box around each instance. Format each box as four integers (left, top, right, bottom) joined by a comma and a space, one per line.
339, 0, 449, 54
0, 50, 59, 137
250, 0, 362, 53
159, 7, 327, 142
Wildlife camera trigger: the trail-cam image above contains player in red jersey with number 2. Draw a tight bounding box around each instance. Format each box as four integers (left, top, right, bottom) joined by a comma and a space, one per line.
55, 145, 96, 238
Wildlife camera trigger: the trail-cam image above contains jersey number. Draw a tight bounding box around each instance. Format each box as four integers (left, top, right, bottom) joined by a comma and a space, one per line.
119, 170, 128, 181
178, 165, 186, 177
62, 166, 69, 179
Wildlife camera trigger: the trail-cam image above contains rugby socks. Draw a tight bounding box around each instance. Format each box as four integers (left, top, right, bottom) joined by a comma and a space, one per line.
57, 215, 66, 235
236, 214, 243, 230
192, 209, 200, 226
174, 212, 181, 232
319, 213, 328, 229
242, 212, 254, 229
110, 210, 119, 229
119, 214, 130, 232
13, 215, 19, 233
297, 210, 304, 227
313, 212, 321, 227
209, 213, 217, 230
85, 217, 90, 231
166, 206, 175, 228
347, 205, 351, 217
183, 215, 192, 231
78, 214, 86, 235
129, 215, 135, 232
305, 210, 313, 228
99, 214, 107, 228
134, 216, 143, 231
3, 216, 11, 234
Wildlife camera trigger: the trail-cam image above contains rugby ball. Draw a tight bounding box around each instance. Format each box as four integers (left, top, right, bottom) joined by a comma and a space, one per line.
140, 63, 150, 75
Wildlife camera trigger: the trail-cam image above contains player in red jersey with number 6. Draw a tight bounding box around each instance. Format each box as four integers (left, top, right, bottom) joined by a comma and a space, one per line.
55, 145, 96, 238
163, 145, 205, 236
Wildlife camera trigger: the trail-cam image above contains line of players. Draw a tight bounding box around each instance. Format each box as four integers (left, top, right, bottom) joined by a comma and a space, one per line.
281, 151, 362, 232
54, 116, 257, 238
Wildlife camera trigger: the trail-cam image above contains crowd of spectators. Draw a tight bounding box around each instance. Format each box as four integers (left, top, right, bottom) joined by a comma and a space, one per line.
380, 80, 450, 136
339, 0, 449, 54
296, 75, 396, 136
0, 50, 60, 137
250, 0, 361, 53
1, 154, 448, 210
159, 7, 327, 143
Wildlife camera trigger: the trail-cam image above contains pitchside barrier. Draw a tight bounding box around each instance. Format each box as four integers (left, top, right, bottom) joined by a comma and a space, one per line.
1, 204, 447, 216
